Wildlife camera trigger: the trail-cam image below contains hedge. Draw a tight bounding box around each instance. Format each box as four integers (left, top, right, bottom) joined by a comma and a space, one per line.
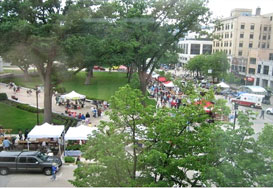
66, 144, 81, 150
64, 156, 75, 163
0, 93, 8, 101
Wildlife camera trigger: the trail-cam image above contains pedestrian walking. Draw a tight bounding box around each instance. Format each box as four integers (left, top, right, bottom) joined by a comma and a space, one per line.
18, 129, 23, 140
24, 129, 29, 140
260, 108, 265, 119
50, 163, 58, 181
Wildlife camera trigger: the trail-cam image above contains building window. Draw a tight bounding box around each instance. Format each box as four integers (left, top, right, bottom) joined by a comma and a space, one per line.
230, 32, 233, 38
270, 27, 272, 31
202, 44, 212, 54
256, 78, 260, 86
262, 43, 266, 48
263, 35, 267, 40
250, 58, 256, 64
241, 24, 245, 29
242, 67, 246, 72
250, 24, 255, 30
268, 35, 271, 40
250, 33, 254, 39
249, 42, 253, 48
271, 16, 273, 21
238, 51, 242, 56
264, 26, 268, 31
263, 65, 269, 75
230, 42, 232, 47
229, 49, 231, 55
190, 44, 200, 55
240, 33, 244, 38
231, 65, 235, 70
231, 24, 233, 29
248, 68, 256, 74
258, 65, 261, 73
269, 53, 273, 60
262, 79, 269, 88
267, 43, 270, 48
239, 42, 243, 47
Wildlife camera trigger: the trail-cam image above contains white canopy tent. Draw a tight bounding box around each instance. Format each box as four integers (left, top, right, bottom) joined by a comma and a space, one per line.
152, 74, 160, 79
60, 91, 86, 100
163, 81, 175, 88
28, 123, 65, 139
65, 125, 99, 141
216, 82, 230, 89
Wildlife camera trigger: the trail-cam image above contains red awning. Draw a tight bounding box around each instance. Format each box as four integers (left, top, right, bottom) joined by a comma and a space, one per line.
158, 77, 166, 82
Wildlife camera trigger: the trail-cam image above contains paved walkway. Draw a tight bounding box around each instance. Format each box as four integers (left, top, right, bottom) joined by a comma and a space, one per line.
0, 83, 110, 126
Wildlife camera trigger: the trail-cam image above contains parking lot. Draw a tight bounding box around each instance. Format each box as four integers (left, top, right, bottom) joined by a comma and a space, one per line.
0, 165, 76, 187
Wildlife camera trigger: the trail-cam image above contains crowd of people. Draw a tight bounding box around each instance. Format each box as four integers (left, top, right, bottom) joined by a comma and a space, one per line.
148, 80, 184, 109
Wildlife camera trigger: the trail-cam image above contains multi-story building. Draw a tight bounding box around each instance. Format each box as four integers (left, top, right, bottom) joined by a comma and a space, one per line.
212, 8, 273, 86
178, 38, 212, 67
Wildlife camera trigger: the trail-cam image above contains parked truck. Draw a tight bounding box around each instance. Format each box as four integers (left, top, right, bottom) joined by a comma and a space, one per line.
0, 151, 62, 175
231, 93, 264, 108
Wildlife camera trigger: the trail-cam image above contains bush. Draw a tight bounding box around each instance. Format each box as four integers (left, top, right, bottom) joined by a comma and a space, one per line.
66, 144, 81, 150
0, 93, 8, 101
64, 156, 75, 163
16, 103, 43, 113
55, 87, 66, 94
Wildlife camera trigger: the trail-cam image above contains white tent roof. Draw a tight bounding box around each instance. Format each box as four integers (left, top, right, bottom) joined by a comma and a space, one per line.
61, 91, 86, 100
163, 81, 175, 88
65, 125, 99, 141
244, 86, 267, 93
216, 82, 230, 88
28, 123, 65, 139
152, 74, 160, 78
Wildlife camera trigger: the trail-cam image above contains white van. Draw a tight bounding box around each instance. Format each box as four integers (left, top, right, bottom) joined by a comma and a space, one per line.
231, 93, 264, 108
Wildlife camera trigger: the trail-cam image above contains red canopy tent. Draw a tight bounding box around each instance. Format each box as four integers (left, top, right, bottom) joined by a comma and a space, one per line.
158, 77, 167, 82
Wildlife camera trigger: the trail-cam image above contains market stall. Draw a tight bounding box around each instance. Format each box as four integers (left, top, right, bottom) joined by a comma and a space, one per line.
26, 123, 65, 155
64, 125, 98, 156
163, 81, 175, 88
216, 82, 230, 89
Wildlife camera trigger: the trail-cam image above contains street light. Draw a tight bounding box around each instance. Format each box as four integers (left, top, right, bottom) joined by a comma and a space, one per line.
233, 103, 238, 127
36, 86, 39, 125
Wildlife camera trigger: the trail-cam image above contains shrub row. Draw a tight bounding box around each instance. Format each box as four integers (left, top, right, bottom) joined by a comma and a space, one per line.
64, 156, 75, 163
0, 93, 8, 101
66, 144, 81, 150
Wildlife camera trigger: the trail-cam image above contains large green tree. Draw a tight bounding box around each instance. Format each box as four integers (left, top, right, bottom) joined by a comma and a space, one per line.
107, 0, 210, 94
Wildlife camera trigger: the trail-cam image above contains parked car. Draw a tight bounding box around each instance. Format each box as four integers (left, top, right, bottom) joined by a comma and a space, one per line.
219, 89, 232, 96
0, 151, 62, 175
266, 108, 273, 115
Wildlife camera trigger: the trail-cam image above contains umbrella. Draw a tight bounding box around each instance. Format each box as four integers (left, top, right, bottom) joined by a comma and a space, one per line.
158, 77, 166, 82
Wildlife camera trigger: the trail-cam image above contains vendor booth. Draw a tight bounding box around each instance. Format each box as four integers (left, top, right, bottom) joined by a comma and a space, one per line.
25, 123, 65, 155
163, 81, 175, 88
216, 82, 230, 89
61, 91, 86, 101
64, 125, 98, 156
65, 125, 98, 141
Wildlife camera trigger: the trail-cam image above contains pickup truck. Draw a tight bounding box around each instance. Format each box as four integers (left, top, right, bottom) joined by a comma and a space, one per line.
0, 151, 62, 175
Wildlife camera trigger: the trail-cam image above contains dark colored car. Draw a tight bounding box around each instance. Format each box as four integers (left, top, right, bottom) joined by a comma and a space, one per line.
0, 151, 62, 176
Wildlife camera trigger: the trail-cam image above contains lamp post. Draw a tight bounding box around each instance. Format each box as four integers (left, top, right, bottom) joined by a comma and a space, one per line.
233, 103, 238, 128
36, 86, 39, 125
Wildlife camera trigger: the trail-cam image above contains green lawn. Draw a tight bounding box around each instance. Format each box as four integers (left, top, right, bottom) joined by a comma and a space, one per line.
0, 102, 43, 134
0, 71, 128, 100
60, 72, 128, 100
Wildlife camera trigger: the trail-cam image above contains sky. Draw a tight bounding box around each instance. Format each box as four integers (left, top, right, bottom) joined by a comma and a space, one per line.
208, 0, 273, 18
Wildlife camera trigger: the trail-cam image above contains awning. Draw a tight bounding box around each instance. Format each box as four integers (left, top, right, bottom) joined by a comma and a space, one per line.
65, 125, 99, 141
28, 123, 65, 139
163, 81, 175, 87
60, 91, 86, 100
216, 82, 230, 88
158, 77, 166, 82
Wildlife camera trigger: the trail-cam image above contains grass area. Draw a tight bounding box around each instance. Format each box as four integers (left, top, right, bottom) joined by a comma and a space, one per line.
0, 71, 128, 100
60, 72, 128, 100
0, 102, 44, 134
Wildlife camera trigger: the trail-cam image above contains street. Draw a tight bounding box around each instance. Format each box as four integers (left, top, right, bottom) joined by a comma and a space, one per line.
0, 165, 76, 187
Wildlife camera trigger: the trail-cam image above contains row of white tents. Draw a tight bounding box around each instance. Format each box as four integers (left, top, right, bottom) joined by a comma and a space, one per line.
28, 123, 98, 141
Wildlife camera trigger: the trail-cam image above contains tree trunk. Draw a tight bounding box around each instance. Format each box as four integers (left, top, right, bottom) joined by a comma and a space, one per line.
73, 67, 84, 75
127, 65, 133, 83
84, 68, 93, 85
132, 126, 137, 179
138, 71, 147, 95
23, 69, 30, 81
43, 63, 53, 123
